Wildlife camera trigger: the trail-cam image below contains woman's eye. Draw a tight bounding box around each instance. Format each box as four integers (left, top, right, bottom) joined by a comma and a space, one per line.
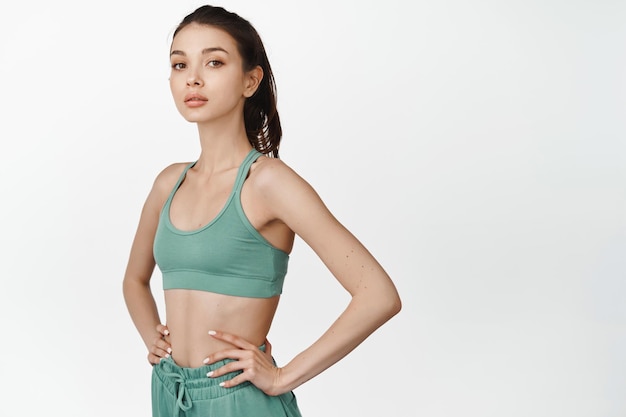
171, 63, 186, 70
207, 60, 223, 68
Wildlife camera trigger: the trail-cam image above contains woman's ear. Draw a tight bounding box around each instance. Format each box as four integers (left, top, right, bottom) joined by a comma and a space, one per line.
243, 65, 264, 98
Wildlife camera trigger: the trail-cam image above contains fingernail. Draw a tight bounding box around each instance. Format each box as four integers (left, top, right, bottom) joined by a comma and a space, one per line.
208, 330, 216, 336
219, 382, 226, 387
165, 353, 170, 358
203, 358, 210, 364
206, 371, 213, 377
167, 347, 172, 354
164, 330, 170, 336
159, 357, 165, 362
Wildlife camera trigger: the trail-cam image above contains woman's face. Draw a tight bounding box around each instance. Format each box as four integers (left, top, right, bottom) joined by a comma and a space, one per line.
169, 23, 258, 124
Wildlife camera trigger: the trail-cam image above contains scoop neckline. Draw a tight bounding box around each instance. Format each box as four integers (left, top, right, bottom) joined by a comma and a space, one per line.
164, 149, 257, 235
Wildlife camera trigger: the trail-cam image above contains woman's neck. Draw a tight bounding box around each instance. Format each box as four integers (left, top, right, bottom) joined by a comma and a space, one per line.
194, 120, 253, 172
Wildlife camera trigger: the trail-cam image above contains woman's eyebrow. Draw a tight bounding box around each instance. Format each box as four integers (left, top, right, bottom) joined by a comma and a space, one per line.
202, 47, 229, 55
170, 47, 229, 57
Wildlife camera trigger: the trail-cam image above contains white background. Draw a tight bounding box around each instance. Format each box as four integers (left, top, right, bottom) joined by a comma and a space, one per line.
1, 1, 625, 416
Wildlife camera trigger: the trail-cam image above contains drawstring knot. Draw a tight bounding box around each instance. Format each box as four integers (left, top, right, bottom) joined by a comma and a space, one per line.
162, 369, 193, 416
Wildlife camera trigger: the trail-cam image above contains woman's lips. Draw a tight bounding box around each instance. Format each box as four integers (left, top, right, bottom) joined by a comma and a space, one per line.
184, 93, 208, 107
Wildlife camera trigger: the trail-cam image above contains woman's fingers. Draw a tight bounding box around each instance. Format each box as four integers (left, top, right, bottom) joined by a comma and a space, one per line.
147, 324, 172, 365
148, 352, 167, 365
204, 348, 247, 365
205, 357, 247, 378
203, 336, 281, 395
156, 323, 171, 341
208, 330, 255, 350
218, 369, 256, 389
207, 352, 272, 379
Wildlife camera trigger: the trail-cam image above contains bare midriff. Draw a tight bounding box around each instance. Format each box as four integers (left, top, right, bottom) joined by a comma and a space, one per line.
164, 289, 280, 368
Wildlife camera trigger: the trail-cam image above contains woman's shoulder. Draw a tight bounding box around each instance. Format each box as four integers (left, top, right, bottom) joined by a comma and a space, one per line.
249, 155, 321, 206
248, 155, 331, 226
151, 161, 193, 195
250, 156, 304, 188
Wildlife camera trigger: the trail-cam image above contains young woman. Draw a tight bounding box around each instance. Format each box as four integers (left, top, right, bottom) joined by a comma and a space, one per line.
123, 5, 401, 416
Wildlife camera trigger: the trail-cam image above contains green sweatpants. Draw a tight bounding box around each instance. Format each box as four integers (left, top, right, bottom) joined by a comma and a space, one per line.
152, 356, 302, 417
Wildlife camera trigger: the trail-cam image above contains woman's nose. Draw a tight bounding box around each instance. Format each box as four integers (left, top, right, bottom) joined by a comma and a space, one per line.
187, 71, 203, 87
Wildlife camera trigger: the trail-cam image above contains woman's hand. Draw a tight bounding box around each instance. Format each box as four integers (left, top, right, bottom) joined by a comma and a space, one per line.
148, 323, 172, 365
204, 330, 283, 396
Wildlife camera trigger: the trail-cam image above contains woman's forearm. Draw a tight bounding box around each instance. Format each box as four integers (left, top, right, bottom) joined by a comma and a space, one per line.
123, 279, 162, 350
278, 284, 401, 393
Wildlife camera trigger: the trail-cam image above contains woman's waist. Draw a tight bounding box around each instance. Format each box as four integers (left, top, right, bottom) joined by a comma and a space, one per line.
163, 289, 277, 367
165, 321, 268, 368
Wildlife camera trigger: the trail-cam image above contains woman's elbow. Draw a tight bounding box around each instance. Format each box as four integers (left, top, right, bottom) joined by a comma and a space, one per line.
385, 290, 402, 319
372, 286, 402, 322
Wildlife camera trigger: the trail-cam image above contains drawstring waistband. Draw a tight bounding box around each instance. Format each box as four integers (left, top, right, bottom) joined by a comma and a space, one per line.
153, 346, 267, 415
161, 367, 193, 417
153, 354, 261, 415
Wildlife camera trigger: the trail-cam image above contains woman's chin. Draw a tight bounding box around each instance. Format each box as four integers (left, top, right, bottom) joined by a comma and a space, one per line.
181, 114, 209, 124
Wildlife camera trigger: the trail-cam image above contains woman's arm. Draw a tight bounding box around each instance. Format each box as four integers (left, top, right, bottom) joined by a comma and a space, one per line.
211, 159, 401, 394
122, 165, 181, 363
273, 162, 401, 392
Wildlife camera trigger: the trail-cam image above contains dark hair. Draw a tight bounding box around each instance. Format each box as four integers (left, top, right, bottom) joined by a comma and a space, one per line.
173, 5, 282, 158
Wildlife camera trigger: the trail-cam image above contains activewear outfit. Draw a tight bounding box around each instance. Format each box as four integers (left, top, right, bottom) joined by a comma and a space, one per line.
151, 149, 302, 416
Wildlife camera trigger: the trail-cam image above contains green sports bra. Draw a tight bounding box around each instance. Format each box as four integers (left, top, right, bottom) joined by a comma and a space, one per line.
153, 149, 289, 298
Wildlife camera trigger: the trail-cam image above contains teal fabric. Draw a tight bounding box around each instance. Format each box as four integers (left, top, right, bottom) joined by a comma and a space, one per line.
152, 356, 302, 417
153, 149, 289, 298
